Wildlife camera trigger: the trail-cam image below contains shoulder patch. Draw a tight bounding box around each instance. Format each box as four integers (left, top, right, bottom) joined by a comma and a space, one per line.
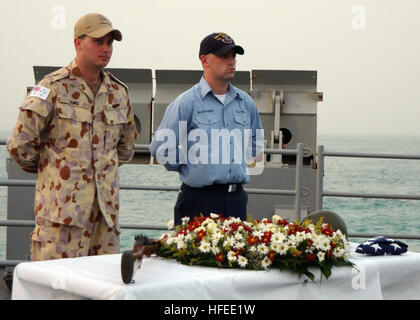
29, 85, 51, 101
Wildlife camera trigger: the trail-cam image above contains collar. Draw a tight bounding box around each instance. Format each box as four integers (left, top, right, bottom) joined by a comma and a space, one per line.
67, 60, 112, 100
199, 76, 242, 101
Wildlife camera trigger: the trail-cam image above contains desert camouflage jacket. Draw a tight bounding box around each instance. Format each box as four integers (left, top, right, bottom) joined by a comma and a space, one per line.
7, 60, 138, 233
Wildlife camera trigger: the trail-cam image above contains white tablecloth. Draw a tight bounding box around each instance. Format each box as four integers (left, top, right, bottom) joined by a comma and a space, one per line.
12, 244, 420, 300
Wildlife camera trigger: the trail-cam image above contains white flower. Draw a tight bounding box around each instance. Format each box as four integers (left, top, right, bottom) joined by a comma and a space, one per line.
261, 256, 272, 269
316, 238, 331, 252
252, 230, 263, 239
206, 222, 219, 233
258, 223, 272, 233
177, 233, 185, 241
223, 236, 235, 248
272, 214, 282, 224
223, 219, 231, 227
243, 221, 253, 228
332, 248, 341, 257
317, 251, 325, 262
278, 243, 288, 255
234, 232, 244, 241
257, 244, 269, 255
343, 250, 350, 260
271, 232, 286, 243
249, 246, 257, 252
227, 251, 237, 262
181, 217, 190, 225
166, 237, 175, 245
295, 231, 307, 243
333, 248, 347, 258
234, 241, 245, 250
212, 239, 220, 247
194, 226, 205, 234
237, 255, 248, 268
201, 218, 211, 227
230, 217, 242, 224
212, 246, 220, 255
288, 234, 297, 245
167, 219, 174, 230
199, 240, 211, 253
184, 234, 193, 241
271, 242, 281, 253
210, 213, 219, 219
211, 231, 223, 242
176, 240, 186, 250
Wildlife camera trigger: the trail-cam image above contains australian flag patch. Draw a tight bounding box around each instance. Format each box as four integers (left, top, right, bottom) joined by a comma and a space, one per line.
356, 236, 408, 256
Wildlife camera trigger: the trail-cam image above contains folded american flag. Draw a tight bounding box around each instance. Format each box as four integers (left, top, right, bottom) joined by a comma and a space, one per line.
356, 236, 408, 256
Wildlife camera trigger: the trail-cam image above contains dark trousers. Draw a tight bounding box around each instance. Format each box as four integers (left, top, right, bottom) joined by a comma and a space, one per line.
174, 183, 248, 225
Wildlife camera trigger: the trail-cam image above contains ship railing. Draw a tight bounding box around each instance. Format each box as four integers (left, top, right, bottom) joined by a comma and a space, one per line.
0, 140, 306, 266
2, 141, 420, 266
316, 145, 420, 241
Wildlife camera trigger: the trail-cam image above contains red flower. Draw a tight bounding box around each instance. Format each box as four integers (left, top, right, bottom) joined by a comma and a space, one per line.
304, 253, 316, 262
229, 223, 240, 235
233, 248, 242, 256
268, 250, 276, 261
242, 225, 253, 234
215, 253, 225, 262
321, 224, 334, 236
247, 236, 259, 246
277, 219, 289, 227
188, 221, 199, 231
288, 224, 298, 236
177, 228, 187, 236
196, 230, 207, 241
326, 249, 332, 260
261, 231, 272, 243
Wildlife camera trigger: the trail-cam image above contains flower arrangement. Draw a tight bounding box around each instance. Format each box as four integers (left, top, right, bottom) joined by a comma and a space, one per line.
156, 214, 353, 280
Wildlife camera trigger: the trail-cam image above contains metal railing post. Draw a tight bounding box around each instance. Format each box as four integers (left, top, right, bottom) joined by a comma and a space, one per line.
294, 143, 304, 221
316, 145, 324, 211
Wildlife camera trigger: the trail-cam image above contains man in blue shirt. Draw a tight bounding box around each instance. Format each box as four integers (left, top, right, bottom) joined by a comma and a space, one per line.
150, 32, 263, 225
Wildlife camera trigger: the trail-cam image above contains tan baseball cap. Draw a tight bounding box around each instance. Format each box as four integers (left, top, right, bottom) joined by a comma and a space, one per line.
74, 13, 122, 41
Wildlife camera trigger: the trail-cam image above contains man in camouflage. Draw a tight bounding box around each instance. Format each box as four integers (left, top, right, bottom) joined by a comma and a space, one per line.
7, 13, 138, 261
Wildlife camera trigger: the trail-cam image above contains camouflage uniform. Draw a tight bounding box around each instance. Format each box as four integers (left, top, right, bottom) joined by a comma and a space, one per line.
7, 60, 138, 260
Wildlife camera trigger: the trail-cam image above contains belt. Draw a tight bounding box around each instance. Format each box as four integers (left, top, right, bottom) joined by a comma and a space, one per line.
182, 183, 243, 193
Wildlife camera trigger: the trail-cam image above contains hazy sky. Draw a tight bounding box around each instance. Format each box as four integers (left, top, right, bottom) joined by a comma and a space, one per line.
1, 0, 420, 137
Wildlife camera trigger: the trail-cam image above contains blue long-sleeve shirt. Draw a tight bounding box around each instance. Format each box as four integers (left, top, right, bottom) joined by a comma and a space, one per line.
149, 76, 263, 188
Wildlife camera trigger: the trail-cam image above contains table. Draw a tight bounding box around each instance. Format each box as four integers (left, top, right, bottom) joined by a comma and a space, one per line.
12, 244, 420, 300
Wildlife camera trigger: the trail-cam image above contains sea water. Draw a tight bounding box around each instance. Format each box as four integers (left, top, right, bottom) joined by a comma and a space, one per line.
1, 131, 419, 259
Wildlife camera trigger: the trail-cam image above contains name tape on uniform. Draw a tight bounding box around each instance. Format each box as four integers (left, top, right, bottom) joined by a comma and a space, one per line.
29, 85, 51, 101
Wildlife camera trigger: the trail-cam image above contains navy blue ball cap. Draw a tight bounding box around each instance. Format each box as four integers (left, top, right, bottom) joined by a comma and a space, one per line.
199, 32, 244, 58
